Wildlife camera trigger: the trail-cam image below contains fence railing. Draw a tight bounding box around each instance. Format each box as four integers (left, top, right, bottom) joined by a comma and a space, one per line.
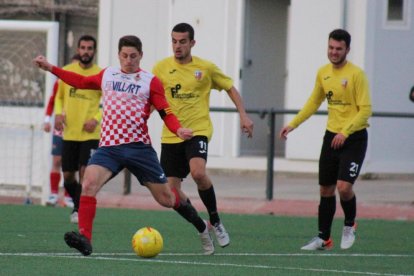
123, 108, 414, 201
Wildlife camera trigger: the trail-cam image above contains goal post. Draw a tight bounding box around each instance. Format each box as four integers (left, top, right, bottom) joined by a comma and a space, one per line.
0, 20, 59, 205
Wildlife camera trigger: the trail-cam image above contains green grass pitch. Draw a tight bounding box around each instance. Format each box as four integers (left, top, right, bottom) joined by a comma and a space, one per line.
0, 204, 413, 275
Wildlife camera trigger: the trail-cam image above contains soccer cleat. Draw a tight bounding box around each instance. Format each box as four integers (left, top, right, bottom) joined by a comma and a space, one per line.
64, 197, 74, 208
64, 231, 92, 256
70, 211, 79, 224
301, 237, 333, 250
212, 222, 230, 247
199, 220, 214, 255
45, 194, 58, 206
341, 223, 357, 249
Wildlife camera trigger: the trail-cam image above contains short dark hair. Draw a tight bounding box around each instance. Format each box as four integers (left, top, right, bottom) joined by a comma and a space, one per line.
172, 23, 194, 40
118, 35, 142, 53
329, 29, 351, 48
77, 35, 97, 49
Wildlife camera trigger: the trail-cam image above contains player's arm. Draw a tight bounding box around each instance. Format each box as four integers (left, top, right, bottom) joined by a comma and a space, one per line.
84, 102, 102, 133
149, 77, 193, 140
43, 80, 58, 132
341, 71, 372, 137
53, 79, 65, 131
33, 55, 102, 90
226, 86, 254, 138
279, 75, 325, 139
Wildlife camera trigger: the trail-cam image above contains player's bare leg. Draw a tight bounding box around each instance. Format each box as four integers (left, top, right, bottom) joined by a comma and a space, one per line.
190, 157, 230, 247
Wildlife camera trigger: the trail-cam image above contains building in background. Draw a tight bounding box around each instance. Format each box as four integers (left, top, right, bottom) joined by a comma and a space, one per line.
1, 0, 413, 204
0, 0, 99, 66
98, 0, 414, 175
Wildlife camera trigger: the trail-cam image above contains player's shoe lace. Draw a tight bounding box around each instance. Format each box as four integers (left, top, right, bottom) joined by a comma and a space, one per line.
64, 231, 92, 256
199, 220, 214, 255
64, 197, 74, 208
45, 194, 58, 206
341, 223, 357, 249
212, 222, 230, 247
301, 237, 333, 250
70, 211, 78, 224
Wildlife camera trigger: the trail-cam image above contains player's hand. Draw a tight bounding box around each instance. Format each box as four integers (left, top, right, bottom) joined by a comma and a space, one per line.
33, 55, 53, 72
43, 122, 51, 133
83, 119, 99, 133
177, 128, 193, 140
240, 115, 254, 138
54, 114, 65, 131
279, 125, 294, 140
331, 133, 346, 149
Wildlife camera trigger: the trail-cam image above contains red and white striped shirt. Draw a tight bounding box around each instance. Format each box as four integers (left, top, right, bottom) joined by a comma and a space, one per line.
51, 66, 181, 147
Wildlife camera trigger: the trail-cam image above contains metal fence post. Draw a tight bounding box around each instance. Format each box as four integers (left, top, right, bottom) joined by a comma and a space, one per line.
123, 169, 131, 195
265, 109, 275, 201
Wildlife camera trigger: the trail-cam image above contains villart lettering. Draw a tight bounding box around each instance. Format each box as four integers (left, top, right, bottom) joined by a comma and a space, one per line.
112, 81, 141, 94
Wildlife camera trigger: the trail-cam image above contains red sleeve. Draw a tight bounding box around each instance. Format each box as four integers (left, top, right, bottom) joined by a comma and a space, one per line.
45, 80, 58, 116
149, 76, 182, 134
51, 66, 103, 90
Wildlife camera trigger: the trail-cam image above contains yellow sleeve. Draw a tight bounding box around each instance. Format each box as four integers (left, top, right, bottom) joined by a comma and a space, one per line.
289, 74, 325, 128
341, 71, 372, 136
93, 104, 103, 122
54, 80, 64, 115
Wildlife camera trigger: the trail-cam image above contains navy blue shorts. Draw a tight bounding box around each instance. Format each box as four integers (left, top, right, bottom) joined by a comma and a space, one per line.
319, 129, 368, 185
88, 142, 167, 185
161, 136, 208, 179
51, 134, 62, 156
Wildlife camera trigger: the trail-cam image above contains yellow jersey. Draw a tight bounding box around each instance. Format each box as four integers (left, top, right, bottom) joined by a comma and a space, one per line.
153, 56, 233, 143
54, 62, 102, 141
289, 62, 372, 137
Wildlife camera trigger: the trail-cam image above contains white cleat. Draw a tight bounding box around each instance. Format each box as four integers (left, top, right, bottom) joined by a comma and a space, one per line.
212, 222, 230, 247
301, 236, 333, 250
64, 197, 74, 208
341, 223, 357, 249
45, 194, 58, 206
199, 220, 214, 255
70, 211, 79, 224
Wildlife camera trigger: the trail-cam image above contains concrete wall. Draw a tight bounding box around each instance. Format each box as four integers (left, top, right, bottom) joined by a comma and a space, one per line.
363, 0, 414, 173
98, 0, 244, 157
97, 0, 414, 174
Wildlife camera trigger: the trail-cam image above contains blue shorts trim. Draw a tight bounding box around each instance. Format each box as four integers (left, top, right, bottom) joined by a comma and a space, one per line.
88, 142, 167, 185
51, 134, 62, 156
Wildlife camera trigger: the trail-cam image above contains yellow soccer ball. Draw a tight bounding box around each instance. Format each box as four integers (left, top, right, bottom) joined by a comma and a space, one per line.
132, 227, 163, 258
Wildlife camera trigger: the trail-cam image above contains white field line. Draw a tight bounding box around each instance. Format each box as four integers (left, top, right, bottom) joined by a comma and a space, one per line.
0, 252, 413, 276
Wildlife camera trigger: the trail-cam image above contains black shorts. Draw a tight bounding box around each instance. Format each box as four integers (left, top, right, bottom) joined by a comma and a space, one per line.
319, 129, 367, 185
61, 139, 99, 172
161, 136, 208, 178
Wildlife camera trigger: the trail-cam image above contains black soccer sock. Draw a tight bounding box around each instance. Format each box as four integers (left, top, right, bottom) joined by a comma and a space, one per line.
318, 196, 336, 241
64, 180, 82, 212
174, 199, 206, 233
340, 195, 356, 227
198, 186, 219, 225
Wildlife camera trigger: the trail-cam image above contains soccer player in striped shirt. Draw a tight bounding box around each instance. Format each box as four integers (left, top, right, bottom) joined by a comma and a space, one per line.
34, 35, 194, 256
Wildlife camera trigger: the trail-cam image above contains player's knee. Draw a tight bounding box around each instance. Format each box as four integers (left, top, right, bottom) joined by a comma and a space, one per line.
190, 169, 207, 183
337, 181, 353, 197
81, 177, 98, 196
158, 194, 175, 208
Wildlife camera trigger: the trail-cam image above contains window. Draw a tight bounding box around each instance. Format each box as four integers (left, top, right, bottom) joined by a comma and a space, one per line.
384, 0, 411, 29
388, 0, 404, 20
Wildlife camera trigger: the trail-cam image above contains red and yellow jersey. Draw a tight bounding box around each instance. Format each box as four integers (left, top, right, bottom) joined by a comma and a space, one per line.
54, 62, 102, 141
289, 62, 372, 137
153, 56, 233, 143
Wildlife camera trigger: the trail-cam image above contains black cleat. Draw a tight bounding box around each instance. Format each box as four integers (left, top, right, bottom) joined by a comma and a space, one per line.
64, 231, 92, 256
